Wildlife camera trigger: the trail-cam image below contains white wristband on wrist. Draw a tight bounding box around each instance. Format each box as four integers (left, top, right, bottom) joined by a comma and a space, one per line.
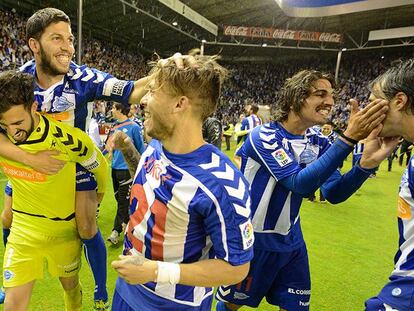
156, 261, 181, 285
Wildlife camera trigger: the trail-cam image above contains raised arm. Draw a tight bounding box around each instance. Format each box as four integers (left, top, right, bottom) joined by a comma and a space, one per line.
106, 130, 141, 177
0, 132, 64, 174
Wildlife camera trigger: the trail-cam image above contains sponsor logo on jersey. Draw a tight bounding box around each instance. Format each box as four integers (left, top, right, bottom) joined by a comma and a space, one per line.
144, 156, 172, 185
288, 288, 311, 295
299, 301, 310, 306
4, 270, 14, 281
0, 163, 46, 182
272, 148, 293, 167
398, 196, 412, 219
239, 219, 254, 250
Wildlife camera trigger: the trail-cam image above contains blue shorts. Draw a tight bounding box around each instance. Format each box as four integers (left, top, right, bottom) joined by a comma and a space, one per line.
216, 245, 311, 310
365, 275, 414, 311
113, 278, 212, 311
4, 181, 12, 196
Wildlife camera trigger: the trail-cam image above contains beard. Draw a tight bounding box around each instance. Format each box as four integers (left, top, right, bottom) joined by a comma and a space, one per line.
39, 44, 69, 76
14, 114, 35, 143
145, 114, 174, 142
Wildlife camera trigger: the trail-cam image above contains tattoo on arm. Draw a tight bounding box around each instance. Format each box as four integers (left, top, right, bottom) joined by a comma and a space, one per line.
121, 145, 141, 177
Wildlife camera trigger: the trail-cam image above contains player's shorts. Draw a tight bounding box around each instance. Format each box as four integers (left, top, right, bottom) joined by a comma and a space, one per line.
4, 181, 12, 196
3, 231, 81, 287
75, 164, 97, 191
113, 278, 213, 311
216, 245, 311, 311
365, 275, 414, 311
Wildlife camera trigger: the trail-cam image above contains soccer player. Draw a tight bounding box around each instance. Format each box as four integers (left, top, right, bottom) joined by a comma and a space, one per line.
106, 103, 145, 245
320, 122, 337, 143
216, 69, 397, 311
0, 7, 184, 308
234, 104, 262, 167
364, 58, 414, 311
236, 103, 262, 143
0, 70, 108, 311
108, 55, 254, 310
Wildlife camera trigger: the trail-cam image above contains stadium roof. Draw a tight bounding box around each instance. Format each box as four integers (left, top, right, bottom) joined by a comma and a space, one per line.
2, 0, 414, 61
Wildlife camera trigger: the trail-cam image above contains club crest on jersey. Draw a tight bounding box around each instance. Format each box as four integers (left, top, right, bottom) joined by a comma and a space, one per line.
51, 94, 75, 112
239, 219, 254, 250
299, 148, 318, 165
4, 270, 14, 281
272, 148, 293, 167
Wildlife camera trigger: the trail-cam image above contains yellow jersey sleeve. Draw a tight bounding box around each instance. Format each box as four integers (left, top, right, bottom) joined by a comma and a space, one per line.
50, 120, 108, 194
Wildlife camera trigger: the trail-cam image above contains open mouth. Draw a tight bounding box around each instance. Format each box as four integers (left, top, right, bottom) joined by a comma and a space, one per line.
56, 54, 71, 66
14, 131, 26, 141
316, 106, 331, 117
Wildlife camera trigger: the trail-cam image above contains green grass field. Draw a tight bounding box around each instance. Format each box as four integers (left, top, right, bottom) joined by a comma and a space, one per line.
0, 140, 405, 310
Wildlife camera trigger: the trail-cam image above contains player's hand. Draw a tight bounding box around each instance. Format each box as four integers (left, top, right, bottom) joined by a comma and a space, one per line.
158, 52, 197, 69
342, 99, 389, 143
360, 124, 400, 169
106, 131, 132, 153
23, 150, 65, 174
111, 254, 156, 285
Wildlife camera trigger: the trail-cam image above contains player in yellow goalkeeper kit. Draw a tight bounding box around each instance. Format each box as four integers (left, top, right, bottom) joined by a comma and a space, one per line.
0, 71, 108, 311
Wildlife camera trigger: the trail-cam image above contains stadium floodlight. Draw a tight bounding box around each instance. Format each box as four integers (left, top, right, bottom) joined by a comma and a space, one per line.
172, 21, 178, 26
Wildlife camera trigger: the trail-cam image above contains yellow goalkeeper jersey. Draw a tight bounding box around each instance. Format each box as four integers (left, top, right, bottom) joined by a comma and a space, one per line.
0, 113, 108, 238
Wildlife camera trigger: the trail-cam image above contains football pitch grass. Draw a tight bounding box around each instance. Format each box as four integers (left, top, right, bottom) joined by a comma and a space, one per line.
0, 141, 405, 310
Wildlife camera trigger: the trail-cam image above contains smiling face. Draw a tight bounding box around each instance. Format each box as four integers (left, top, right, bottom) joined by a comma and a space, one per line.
140, 81, 177, 141
30, 21, 75, 77
298, 79, 334, 127
0, 103, 37, 143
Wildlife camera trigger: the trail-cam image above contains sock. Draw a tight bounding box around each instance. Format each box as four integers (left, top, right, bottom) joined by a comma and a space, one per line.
82, 230, 108, 301
216, 301, 232, 311
63, 282, 82, 311
3, 228, 10, 246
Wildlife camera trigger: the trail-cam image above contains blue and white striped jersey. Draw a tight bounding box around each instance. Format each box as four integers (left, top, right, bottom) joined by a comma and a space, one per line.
236, 122, 331, 252
394, 156, 414, 277
120, 139, 254, 307
20, 60, 134, 131
241, 114, 262, 133
353, 142, 364, 156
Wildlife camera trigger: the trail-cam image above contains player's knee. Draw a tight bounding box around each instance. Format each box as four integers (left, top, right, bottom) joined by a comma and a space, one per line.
4, 291, 28, 311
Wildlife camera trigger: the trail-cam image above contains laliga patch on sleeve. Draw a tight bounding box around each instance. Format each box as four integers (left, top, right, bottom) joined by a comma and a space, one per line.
103, 78, 127, 97
239, 219, 254, 250
272, 148, 293, 167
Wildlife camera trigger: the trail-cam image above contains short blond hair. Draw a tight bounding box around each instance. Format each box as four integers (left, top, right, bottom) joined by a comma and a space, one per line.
148, 55, 228, 120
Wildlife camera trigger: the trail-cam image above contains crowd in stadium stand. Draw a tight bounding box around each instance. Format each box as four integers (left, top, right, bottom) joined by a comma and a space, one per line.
1, 7, 414, 132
